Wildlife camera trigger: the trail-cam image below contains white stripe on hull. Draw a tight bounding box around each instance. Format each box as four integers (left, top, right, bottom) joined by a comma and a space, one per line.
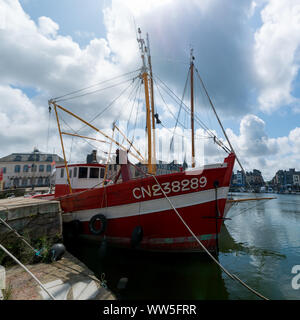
65, 186, 229, 222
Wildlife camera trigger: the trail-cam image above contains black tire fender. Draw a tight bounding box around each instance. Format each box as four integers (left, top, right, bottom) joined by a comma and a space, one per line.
89, 214, 107, 235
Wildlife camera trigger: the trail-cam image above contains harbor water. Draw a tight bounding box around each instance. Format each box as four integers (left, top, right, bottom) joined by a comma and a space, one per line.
66, 193, 300, 300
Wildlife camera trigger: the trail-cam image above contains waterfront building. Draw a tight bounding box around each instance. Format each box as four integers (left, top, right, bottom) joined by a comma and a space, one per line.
0, 148, 64, 189
271, 168, 300, 191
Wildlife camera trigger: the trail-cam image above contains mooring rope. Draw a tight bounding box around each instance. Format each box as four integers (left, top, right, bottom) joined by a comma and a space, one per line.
0, 243, 56, 300
151, 174, 269, 300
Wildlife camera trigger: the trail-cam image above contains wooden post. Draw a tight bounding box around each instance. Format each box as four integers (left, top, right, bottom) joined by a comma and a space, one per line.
53, 103, 72, 194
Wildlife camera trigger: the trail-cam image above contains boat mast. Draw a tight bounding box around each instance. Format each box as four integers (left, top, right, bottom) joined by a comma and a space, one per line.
190, 49, 195, 168
146, 33, 156, 174
137, 28, 154, 174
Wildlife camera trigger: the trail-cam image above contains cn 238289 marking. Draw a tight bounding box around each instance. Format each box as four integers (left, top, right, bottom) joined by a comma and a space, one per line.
132, 177, 208, 199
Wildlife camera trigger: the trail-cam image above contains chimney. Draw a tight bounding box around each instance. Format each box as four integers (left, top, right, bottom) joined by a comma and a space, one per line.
92, 150, 98, 163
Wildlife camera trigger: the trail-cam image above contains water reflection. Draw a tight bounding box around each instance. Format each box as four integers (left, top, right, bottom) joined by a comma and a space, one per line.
67, 240, 229, 300
66, 193, 300, 300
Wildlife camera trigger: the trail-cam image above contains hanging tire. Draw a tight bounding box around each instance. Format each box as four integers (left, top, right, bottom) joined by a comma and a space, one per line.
89, 214, 107, 235
131, 225, 143, 248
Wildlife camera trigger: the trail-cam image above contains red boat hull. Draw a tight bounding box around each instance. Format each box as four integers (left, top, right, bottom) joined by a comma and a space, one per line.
59, 153, 235, 252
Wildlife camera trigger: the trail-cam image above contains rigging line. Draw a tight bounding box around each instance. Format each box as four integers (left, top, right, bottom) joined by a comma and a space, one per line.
128, 81, 143, 155
194, 67, 252, 172
117, 79, 140, 146
75, 77, 139, 136
153, 78, 187, 129
170, 67, 190, 149
160, 121, 212, 140
0, 243, 56, 300
154, 74, 231, 154
55, 76, 137, 103
53, 68, 141, 101
155, 74, 218, 135
59, 113, 109, 156
126, 79, 142, 138
150, 174, 269, 301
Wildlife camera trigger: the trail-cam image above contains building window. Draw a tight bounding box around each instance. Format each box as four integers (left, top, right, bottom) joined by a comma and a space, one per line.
79, 167, 88, 178
90, 168, 99, 178
22, 178, 27, 187
100, 168, 105, 179
2, 167, 6, 174
38, 177, 43, 186
60, 168, 64, 178
31, 164, 37, 172
73, 167, 77, 178
23, 165, 29, 172
14, 165, 21, 173
14, 155, 21, 161
45, 177, 50, 186
46, 165, 51, 172
13, 178, 19, 187
39, 165, 44, 172
46, 156, 53, 162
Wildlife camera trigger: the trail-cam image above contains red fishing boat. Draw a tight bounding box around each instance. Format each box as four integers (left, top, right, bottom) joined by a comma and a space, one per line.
43, 29, 237, 252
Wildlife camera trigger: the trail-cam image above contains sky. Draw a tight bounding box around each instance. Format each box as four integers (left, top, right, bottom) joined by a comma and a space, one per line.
0, 0, 300, 180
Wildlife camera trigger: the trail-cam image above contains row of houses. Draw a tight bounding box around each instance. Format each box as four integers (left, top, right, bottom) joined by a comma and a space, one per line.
230, 168, 300, 192
0, 148, 188, 190
0, 148, 64, 189
270, 168, 300, 191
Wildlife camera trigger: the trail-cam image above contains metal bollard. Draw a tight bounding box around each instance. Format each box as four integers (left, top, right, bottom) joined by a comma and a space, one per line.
0, 265, 5, 300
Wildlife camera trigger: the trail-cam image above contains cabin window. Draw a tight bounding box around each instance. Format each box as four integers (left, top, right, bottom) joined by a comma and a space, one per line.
60, 168, 64, 178
79, 167, 88, 178
69, 169, 72, 178
73, 167, 77, 178
100, 168, 105, 178
89, 167, 99, 178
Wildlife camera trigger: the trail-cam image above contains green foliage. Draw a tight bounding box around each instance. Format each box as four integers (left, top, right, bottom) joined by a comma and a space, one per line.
2, 283, 13, 300
0, 230, 63, 267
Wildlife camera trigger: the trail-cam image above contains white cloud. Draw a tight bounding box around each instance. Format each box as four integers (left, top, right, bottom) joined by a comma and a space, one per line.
0, 0, 298, 179
226, 114, 299, 179
254, 0, 300, 112
38, 16, 59, 38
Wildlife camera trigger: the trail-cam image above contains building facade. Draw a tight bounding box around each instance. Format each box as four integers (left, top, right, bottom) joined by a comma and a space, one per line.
0, 149, 64, 189
271, 168, 300, 191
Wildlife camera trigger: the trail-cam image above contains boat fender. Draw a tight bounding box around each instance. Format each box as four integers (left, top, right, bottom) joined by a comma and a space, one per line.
131, 225, 143, 248
69, 219, 82, 237
89, 214, 107, 235
49, 243, 66, 262
98, 237, 108, 259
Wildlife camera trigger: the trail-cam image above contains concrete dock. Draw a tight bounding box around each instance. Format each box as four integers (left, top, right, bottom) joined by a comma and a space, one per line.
0, 197, 115, 300
3, 251, 115, 300
0, 197, 62, 242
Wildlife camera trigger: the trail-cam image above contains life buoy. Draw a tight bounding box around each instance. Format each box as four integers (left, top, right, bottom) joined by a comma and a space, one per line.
89, 214, 107, 235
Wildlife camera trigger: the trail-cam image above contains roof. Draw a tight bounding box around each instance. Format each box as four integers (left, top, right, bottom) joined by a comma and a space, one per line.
0, 150, 64, 163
